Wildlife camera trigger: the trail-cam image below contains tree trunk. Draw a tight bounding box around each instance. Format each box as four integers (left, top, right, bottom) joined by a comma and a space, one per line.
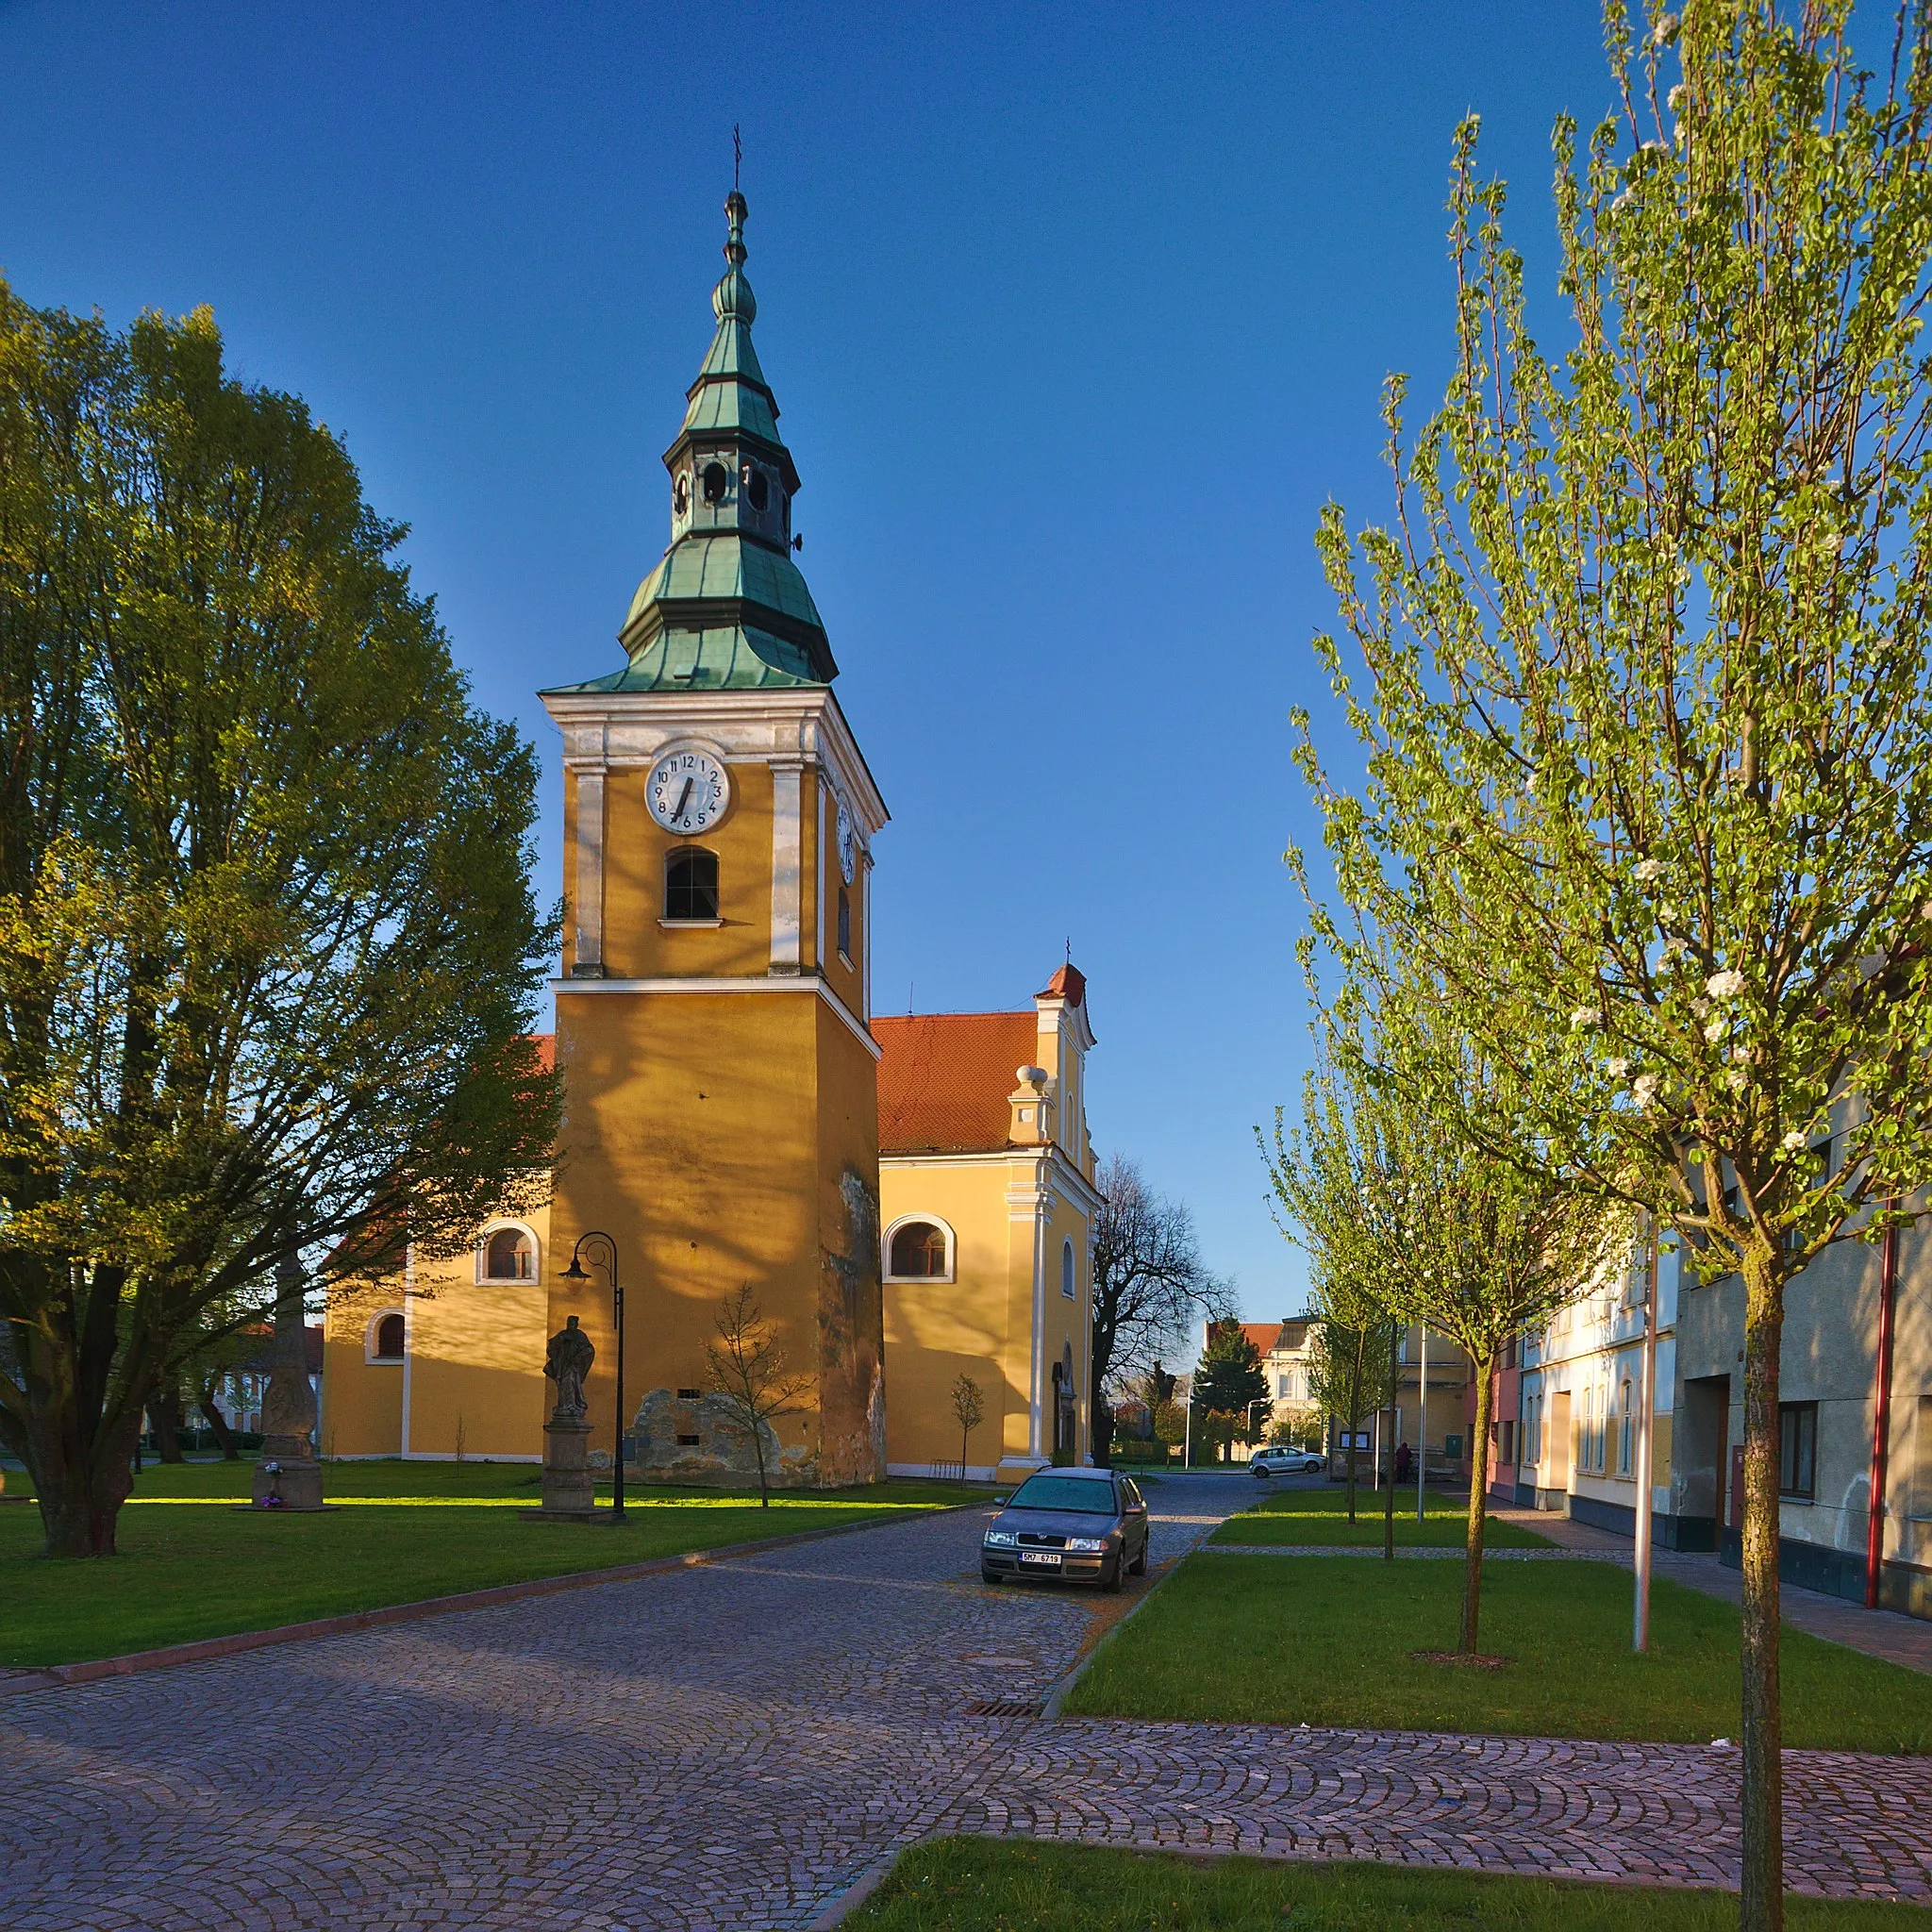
1460, 1351, 1496, 1654
197, 1382, 240, 1459
1345, 1432, 1358, 1522
1740, 1247, 1786, 1932
28, 1397, 142, 1557
150, 1386, 185, 1463
1384, 1322, 1399, 1561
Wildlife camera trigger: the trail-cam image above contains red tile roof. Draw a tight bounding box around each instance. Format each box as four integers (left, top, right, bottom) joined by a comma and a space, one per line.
1037, 962, 1087, 1007
531, 1031, 556, 1073
874, 1011, 1037, 1155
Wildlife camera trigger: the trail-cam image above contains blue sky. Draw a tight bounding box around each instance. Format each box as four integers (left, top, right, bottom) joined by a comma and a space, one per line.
1, 0, 1618, 1331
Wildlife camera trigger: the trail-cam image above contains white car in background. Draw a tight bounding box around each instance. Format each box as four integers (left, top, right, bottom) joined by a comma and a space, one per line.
1249, 1446, 1324, 1477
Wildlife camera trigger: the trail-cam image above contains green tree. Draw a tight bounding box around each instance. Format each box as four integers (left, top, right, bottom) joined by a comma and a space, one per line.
1193, 1322, 1269, 1462
1295, 6, 1932, 1918
0, 284, 558, 1557
1304, 1306, 1399, 1525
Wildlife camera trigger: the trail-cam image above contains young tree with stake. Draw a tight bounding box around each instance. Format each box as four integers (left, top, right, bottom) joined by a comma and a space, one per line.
707, 1287, 809, 1508
1297, 7, 1932, 1917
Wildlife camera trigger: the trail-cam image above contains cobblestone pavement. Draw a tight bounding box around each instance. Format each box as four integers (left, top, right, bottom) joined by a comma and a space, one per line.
4, 1472, 1929, 1931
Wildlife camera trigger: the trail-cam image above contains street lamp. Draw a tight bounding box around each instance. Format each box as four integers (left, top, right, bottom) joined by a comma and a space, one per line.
561, 1231, 625, 1520
1246, 1397, 1271, 1460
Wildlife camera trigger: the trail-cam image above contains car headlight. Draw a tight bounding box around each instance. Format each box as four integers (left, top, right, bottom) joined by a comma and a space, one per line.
984, 1530, 1018, 1547
1064, 1537, 1108, 1553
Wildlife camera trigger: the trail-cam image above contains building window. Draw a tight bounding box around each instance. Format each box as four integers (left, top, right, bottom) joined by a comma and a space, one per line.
1500, 1418, 1515, 1468
886, 1219, 950, 1279
837, 885, 852, 960
743, 466, 769, 512
1779, 1402, 1819, 1500
1618, 1377, 1634, 1475
370, 1312, 405, 1362
674, 473, 690, 516
1061, 1238, 1076, 1300
676, 1388, 702, 1401
665, 847, 720, 922
702, 460, 728, 505
483, 1227, 534, 1281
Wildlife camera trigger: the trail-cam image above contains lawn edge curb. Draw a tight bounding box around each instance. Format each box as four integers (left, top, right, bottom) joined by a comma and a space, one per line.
0, 1499, 990, 1695
807, 1852, 902, 1928
1039, 1555, 1174, 1719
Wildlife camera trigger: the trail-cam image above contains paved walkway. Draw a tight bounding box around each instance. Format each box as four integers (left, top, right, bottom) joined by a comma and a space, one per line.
1490, 1505, 1932, 1676
3, 1473, 1929, 1930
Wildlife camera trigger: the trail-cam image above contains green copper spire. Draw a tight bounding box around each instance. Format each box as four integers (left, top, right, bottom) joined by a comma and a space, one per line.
542, 191, 835, 698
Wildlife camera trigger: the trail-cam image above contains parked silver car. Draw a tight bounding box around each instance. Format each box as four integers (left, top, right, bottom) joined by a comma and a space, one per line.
1250, 1446, 1324, 1476
980, 1467, 1150, 1591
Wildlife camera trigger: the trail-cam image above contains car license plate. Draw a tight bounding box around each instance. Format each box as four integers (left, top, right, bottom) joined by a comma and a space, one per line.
1019, 1551, 1061, 1566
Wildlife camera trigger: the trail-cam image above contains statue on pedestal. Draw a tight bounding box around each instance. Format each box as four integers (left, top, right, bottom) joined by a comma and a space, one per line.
253, 1242, 325, 1510
528, 1316, 598, 1520
544, 1315, 594, 1421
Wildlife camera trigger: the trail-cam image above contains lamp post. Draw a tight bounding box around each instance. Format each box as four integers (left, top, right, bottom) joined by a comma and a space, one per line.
561, 1231, 625, 1520
1246, 1397, 1271, 1463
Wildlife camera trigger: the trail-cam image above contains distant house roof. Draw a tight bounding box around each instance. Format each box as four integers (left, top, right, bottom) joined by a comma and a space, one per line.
874, 1011, 1037, 1155
1209, 1318, 1316, 1359
531, 1031, 556, 1074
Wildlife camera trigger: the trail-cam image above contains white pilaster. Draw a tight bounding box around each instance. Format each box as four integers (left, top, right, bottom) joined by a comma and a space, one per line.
771, 760, 803, 974
573, 770, 608, 977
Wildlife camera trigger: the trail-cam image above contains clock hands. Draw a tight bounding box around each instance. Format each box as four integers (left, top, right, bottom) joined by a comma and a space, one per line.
673, 777, 695, 823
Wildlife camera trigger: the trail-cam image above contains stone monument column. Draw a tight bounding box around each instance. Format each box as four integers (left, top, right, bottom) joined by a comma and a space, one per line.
533, 1315, 597, 1519
252, 1242, 325, 1510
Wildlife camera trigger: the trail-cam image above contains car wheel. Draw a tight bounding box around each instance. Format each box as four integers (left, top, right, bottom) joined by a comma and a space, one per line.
981, 1566, 1003, 1586
1128, 1542, 1147, 1577
1100, 1551, 1124, 1593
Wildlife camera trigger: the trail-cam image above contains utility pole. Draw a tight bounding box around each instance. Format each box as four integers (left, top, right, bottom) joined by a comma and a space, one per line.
1633, 1222, 1658, 1651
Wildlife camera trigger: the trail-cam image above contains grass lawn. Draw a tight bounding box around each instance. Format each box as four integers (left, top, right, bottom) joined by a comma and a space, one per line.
848, 1839, 1932, 1930
1065, 1554, 1932, 1753
0, 1457, 987, 1669
1212, 1484, 1552, 1549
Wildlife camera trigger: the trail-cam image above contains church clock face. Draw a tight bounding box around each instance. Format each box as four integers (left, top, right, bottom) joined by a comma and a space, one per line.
647, 749, 731, 835
836, 797, 859, 884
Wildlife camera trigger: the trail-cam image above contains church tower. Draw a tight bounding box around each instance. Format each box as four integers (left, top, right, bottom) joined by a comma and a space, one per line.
541, 192, 889, 1487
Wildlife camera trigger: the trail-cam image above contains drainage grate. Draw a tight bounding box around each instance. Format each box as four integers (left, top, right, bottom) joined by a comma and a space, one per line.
961, 1697, 1041, 1719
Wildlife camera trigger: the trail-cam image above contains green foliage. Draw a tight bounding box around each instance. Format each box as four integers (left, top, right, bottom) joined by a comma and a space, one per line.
1192, 1321, 1269, 1426
0, 281, 559, 1554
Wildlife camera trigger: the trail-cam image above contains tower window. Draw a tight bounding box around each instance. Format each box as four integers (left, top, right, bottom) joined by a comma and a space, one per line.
483, 1228, 534, 1281
888, 1221, 948, 1278
702, 461, 728, 505
837, 885, 852, 960
673, 473, 690, 516
744, 467, 769, 512
1061, 1238, 1076, 1300
665, 848, 720, 922
372, 1312, 405, 1360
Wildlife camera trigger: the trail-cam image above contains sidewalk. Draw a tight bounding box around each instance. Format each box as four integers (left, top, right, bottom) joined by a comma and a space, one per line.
1489, 1504, 1932, 1676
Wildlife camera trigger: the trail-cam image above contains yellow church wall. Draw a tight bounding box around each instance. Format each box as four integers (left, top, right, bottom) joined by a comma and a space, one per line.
550, 985, 862, 1483
594, 764, 776, 981
319, 1303, 405, 1459
319, 1206, 552, 1462
880, 1157, 1026, 1477
402, 1242, 550, 1460
812, 997, 887, 1484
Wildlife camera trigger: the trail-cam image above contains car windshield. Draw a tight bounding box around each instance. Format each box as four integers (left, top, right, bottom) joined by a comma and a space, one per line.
1007, 1476, 1116, 1514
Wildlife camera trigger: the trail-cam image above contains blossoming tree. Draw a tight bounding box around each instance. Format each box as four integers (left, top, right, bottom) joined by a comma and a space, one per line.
1296, 7, 1932, 1923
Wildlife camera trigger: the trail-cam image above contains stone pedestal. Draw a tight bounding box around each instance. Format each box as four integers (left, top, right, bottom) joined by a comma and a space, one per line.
251, 1248, 326, 1511
537, 1415, 596, 1518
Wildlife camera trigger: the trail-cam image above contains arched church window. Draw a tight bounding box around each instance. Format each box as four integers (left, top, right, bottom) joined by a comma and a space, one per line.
702, 460, 728, 505
889, 1221, 948, 1278
373, 1312, 405, 1360
1061, 1238, 1076, 1300
673, 473, 690, 516
742, 465, 769, 512
665, 847, 720, 922
484, 1228, 533, 1281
